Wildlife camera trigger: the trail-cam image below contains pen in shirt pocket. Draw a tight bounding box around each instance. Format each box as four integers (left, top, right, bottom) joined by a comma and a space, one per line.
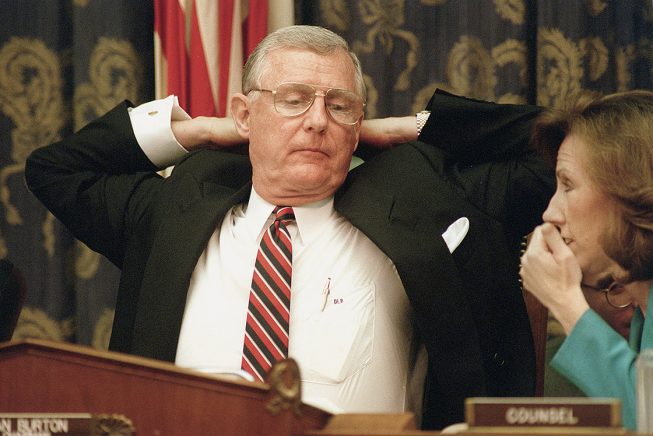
320, 277, 331, 311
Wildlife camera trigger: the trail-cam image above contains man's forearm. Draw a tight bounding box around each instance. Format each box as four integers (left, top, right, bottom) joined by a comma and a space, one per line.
359, 116, 417, 148
171, 116, 245, 151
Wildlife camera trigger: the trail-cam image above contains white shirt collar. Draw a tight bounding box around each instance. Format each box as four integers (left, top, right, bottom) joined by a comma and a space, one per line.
245, 188, 335, 245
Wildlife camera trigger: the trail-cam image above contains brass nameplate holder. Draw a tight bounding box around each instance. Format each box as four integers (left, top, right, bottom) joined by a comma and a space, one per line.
465, 397, 624, 433
0, 413, 134, 436
265, 358, 302, 417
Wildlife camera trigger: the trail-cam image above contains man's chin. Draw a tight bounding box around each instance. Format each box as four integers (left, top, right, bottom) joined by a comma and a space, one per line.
273, 178, 339, 203
292, 170, 344, 192
293, 181, 338, 198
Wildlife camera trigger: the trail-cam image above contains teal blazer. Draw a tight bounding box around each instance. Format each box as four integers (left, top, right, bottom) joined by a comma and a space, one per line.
553, 282, 653, 430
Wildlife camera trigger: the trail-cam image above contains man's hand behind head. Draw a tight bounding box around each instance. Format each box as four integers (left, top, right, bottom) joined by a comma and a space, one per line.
172, 116, 246, 152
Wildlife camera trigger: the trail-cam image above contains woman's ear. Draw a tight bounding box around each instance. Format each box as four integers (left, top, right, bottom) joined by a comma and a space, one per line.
231, 93, 251, 139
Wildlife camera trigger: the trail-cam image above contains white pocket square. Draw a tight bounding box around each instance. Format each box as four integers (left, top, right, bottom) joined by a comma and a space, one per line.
441, 217, 469, 253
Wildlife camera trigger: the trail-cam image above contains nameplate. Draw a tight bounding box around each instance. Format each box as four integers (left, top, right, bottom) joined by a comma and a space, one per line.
0, 414, 134, 436
465, 397, 622, 428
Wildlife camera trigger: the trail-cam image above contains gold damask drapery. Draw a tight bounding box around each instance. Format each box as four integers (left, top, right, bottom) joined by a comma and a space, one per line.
0, 1, 154, 347
300, 0, 653, 117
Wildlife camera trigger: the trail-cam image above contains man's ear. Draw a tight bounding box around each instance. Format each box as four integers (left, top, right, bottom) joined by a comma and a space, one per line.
231, 93, 251, 139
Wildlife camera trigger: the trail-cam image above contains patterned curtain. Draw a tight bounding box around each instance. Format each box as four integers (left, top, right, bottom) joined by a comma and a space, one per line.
299, 0, 653, 117
0, 0, 153, 348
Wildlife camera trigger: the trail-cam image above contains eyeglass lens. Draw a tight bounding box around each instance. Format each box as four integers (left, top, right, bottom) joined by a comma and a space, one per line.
273, 83, 363, 125
604, 283, 632, 309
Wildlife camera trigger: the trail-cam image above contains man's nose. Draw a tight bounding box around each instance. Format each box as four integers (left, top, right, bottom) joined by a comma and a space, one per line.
304, 92, 329, 130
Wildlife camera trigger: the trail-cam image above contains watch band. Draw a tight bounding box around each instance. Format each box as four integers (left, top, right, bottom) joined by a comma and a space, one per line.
416, 110, 431, 136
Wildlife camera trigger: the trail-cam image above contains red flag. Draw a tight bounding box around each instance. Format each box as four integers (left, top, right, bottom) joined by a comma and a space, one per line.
154, 0, 270, 117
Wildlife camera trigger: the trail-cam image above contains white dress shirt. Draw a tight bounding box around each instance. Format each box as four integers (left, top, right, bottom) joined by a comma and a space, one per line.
129, 96, 426, 416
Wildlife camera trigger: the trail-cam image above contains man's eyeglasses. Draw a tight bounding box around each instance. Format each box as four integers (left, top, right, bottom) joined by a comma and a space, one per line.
249, 82, 365, 125
581, 281, 632, 309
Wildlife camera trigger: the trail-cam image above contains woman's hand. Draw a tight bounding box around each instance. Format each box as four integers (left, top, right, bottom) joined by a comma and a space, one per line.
520, 223, 590, 334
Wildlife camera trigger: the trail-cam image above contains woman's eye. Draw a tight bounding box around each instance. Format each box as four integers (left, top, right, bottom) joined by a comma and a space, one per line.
557, 177, 572, 192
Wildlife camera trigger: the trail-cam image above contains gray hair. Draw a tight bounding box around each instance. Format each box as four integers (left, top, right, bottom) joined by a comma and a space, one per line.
242, 25, 366, 101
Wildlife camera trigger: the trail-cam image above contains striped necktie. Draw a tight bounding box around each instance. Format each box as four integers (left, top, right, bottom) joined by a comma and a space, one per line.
242, 206, 295, 381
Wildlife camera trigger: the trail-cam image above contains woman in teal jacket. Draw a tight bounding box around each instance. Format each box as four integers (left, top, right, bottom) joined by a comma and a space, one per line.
520, 90, 653, 430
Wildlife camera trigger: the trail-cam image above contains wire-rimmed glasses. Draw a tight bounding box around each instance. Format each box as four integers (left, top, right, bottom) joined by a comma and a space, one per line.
581, 281, 633, 309
249, 82, 365, 125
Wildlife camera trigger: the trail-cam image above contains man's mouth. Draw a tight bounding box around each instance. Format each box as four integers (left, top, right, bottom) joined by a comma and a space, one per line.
296, 148, 329, 157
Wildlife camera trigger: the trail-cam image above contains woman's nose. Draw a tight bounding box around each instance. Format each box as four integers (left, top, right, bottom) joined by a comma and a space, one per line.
542, 191, 563, 224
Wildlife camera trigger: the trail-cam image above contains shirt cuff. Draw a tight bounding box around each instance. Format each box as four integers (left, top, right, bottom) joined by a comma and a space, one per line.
128, 95, 190, 168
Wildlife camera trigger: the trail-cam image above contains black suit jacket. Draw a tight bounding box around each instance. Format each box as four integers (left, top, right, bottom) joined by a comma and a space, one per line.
25, 90, 554, 429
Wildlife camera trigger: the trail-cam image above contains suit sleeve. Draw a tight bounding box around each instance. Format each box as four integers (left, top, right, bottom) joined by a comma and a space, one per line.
552, 309, 638, 430
24, 101, 164, 267
419, 89, 555, 239
421, 89, 540, 161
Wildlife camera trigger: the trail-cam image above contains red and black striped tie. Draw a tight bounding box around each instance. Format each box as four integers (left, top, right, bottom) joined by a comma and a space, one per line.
242, 206, 295, 381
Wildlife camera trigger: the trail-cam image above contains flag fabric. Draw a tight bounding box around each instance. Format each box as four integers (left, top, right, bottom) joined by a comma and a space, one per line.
154, 0, 273, 117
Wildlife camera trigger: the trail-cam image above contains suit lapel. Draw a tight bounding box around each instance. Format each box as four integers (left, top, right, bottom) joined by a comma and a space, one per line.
131, 176, 251, 360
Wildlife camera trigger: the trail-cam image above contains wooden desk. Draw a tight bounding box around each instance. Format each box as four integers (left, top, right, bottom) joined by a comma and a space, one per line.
0, 340, 638, 435
0, 339, 329, 434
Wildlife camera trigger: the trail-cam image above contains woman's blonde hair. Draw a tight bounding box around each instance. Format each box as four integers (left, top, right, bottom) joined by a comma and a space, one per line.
531, 90, 653, 281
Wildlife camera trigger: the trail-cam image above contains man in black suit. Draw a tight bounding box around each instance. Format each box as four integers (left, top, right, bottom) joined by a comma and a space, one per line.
25, 25, 553, 429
